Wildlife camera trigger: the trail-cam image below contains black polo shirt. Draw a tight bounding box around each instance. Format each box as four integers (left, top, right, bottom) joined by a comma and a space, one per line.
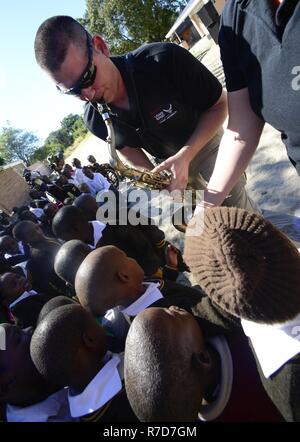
219, 0, 300, 171
84, 42, 222, 159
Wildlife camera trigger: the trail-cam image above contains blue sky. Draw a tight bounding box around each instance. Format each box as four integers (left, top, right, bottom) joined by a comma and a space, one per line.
0, 0, 87, 143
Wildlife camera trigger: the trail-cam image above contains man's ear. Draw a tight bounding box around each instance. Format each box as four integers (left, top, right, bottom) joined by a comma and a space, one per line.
92, 35, 110, 57
192, 351, 212, 371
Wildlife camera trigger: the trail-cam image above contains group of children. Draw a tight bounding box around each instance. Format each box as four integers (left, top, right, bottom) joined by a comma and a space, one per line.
1, 158, 300, 421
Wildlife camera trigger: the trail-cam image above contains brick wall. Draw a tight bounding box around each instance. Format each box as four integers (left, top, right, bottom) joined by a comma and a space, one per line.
0, 168, 30, 213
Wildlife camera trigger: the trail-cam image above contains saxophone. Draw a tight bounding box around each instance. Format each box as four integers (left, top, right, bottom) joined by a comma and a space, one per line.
93, 101, 198, 233
95, 102, 171, 190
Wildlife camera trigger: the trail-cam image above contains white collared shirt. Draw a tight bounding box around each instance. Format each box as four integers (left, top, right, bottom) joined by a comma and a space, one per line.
9, 290, 37, 309
74, 168, 88, 185
4, 241, 25, 259
7, 388, 75, 422
102, 308, 130, 341
88, 220, 107, 249
13, 260, 28, 278
29, 207, 44, 219
93, 173, 110, 192
68, 177, 80, 187
242, 313, 300, 378
120, 282, 163, 317
68, 352, 123, 418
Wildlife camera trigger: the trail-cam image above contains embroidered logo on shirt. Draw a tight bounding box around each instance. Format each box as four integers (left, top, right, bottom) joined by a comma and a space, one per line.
152, 104, 177, 124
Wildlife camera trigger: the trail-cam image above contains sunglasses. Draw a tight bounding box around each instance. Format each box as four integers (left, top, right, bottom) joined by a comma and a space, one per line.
56, 31, 97, 96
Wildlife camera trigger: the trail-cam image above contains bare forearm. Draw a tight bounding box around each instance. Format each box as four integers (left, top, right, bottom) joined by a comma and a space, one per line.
182, 90, 228, 163
118, 146, 154, 170
194, 88, 265, 208
203, 129, 262, 207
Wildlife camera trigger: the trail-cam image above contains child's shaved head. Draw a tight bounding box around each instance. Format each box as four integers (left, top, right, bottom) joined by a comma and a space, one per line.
54, 240, 91, 286
125, 306, 209, 422
75, 246, 144, 315
30, 304, 107, 388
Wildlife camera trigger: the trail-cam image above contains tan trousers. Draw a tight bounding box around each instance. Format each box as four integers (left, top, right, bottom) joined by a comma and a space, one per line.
188, 128, 260, 214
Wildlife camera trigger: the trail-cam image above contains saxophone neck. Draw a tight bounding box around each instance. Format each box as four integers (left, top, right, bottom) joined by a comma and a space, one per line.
98, 101, 110, 122
93, 101, 119, 169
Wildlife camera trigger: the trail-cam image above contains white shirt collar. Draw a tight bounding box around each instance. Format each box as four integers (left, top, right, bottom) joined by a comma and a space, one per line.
241, 313, 300, 378
7, 388, 74, 422
68, 352, 123, 418
120, 282, 163, 316
13, 260, 28, 278
198, 336, 233, 422
74, 168, 87, 185
9, 290, 37, 309
89, 220, 107, 249
4, 242, 24, 259
18, 242, 25, 255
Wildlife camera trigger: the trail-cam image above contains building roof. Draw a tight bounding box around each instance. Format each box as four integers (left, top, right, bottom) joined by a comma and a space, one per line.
0, 160, 24, 171
166, 0, 209, 38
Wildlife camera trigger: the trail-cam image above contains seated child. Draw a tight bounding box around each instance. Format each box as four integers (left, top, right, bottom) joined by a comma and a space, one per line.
52, 206, 178, 278
0, 257, 32, 324
74, 246, 238, 340
54, 241, 129, 347
124, 306, 283, 422
54, 240, 91, 288
72, 192, 188, 274
78, 183, 93, 194
30, 304, 138, 422
0, 323, 74, 421
82, 166, 110, 196
37, 296, 127, 354
37, 295, 77, 324
0, 272, 53, 328
184, 206, 300, 422
73, 194, 99, 222
13, 221, 68, 296
43, 203, 59, 222
0, 235, 30, 266
13, 220, 51, 248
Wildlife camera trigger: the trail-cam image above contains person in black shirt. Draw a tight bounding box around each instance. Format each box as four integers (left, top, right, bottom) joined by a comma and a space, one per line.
33, 15, 257, 212
190, 0, 300, 214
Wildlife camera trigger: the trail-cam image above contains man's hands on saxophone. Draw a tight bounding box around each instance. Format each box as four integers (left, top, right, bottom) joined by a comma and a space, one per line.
152, 147, 191, 192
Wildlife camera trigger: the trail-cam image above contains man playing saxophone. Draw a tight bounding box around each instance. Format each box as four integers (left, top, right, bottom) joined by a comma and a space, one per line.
34, 15, 257, 212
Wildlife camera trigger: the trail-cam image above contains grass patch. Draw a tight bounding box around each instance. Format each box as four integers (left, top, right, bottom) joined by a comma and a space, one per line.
64, 133, 91, 158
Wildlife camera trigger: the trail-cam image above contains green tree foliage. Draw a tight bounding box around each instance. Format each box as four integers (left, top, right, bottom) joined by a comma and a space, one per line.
43, 128, 73, 153
60, 114, 82, 139
30, 146, 49, 163
0, 125, 39, 166
81, 0, 186, 54
72, 117, 89, 140
30, 114, 88, 163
